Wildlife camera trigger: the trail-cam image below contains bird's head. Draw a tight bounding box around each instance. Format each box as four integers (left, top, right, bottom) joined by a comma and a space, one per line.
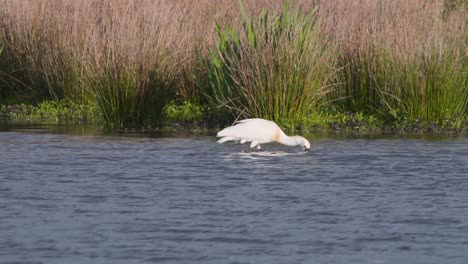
294, 136, 311, 151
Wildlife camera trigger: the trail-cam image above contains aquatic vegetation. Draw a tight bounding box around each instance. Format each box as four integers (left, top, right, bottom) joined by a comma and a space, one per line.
0, 0, 465, 133
197, 1, 336, 125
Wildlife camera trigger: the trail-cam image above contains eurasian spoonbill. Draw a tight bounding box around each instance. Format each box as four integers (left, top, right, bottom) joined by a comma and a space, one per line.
217, 118, 310, 151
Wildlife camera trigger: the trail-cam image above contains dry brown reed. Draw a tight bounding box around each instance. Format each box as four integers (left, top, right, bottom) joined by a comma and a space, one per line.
1, 0, 463, 89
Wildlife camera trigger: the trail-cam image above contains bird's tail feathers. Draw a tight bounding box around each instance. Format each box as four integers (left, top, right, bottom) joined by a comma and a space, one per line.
217, 125, 239, 137
217, 136, 235, 144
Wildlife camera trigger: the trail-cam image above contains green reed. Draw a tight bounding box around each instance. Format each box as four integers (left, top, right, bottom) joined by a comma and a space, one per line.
334, 43, 467, 128
196, 1, 336, 127
82, 62, 175, 128
332, 51, 377, 115
375, 47, 467, 127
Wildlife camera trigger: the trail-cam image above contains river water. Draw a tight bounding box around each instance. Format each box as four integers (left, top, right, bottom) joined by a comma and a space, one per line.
1, 124, 467, 264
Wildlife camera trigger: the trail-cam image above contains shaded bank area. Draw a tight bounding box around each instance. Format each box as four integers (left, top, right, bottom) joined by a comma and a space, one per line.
0, 0, 466, 132
1, 101, 467, 136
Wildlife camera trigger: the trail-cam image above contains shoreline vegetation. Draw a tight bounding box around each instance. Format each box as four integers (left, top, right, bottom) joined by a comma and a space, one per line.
1, 100, 467, 136
0, 0, 467, 135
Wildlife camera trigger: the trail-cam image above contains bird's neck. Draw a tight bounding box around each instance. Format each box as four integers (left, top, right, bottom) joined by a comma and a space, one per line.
278, 133, 299, 146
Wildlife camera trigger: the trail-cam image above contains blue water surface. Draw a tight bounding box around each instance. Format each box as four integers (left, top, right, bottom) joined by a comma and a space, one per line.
1, 125, 467, 264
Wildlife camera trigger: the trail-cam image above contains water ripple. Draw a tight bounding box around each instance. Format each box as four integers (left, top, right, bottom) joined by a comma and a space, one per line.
0, 130, 467, 264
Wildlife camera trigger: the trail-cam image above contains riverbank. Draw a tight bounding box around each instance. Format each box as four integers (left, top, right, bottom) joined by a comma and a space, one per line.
2, 100, 467, 136
0, 1, 466, 131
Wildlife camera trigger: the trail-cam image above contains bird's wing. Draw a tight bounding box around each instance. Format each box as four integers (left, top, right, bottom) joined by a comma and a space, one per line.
217, 118, 280, 142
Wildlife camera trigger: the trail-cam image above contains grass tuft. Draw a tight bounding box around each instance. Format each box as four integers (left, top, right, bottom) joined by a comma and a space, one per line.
196, 1, 337, 126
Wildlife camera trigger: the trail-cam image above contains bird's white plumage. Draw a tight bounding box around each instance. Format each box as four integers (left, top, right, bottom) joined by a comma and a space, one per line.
217, 118, 279, 144
217, 118, 311, 151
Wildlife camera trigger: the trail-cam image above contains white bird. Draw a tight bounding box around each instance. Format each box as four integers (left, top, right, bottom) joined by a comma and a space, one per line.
217, 118, 311, 151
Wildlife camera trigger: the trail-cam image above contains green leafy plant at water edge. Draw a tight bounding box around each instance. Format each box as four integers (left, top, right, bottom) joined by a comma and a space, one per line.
196, 1, 337, 126
0, 100, 102, 124
164, 100, 205, 124
296, 108, 382, 132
